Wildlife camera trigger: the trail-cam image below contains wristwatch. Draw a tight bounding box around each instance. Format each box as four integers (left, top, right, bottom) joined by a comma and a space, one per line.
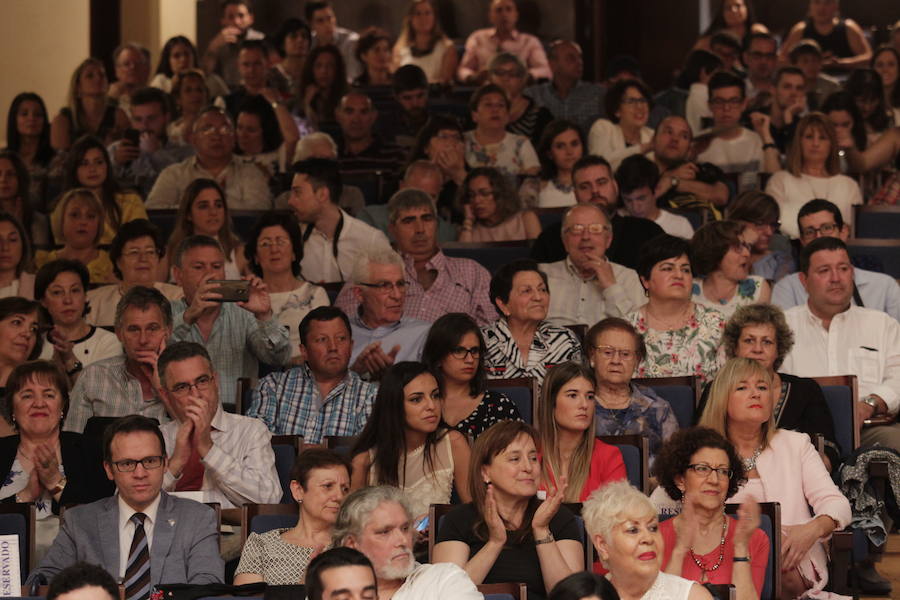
861, 395, 881, 414
534, 533, 555, 545
66, 360, 83, 376
670, 176, 680, 189
48, 477, 67, 497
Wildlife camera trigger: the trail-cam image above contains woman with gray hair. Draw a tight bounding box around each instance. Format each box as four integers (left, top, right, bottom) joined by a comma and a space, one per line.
698, 303, 839, 470
489, 53, 553, 146
582, 480, 711, 600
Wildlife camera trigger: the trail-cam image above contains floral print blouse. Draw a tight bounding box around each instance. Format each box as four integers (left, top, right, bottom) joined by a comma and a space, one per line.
594, 384, 679, 466
691, 275, 766, 319
463, 131, 540, 179
628, 304, 726, 384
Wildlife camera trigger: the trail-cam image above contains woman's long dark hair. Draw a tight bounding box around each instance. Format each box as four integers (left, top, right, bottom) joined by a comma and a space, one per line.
155, 36, 199, 78
5, 93, 54, 167
537, 120, 583, 181
299, 45, 348, 122
62, 135, 122, 230
701, 0, 758, 37
351, 362, 447, 488
822, 91, 869, 150
845, 68, 891, 133
872, 45, 900, 109
422, 313, 488, 398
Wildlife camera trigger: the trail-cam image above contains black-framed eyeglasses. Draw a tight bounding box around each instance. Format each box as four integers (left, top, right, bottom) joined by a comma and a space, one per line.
112, 455, 165, 472
169, 374, 214, 397
450, 346, 481, 359
358, 280, 409, 293
687, 463, 732, 479
800, 223, 839, 238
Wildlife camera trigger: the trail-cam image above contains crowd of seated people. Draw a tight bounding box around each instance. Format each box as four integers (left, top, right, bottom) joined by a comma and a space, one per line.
2, 0, 900, 597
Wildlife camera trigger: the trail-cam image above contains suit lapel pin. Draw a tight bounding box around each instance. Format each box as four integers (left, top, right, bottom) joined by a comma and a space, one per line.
168, 519, 175, 527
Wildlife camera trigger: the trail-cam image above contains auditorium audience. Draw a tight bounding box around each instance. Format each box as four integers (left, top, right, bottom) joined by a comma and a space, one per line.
629, 234, 725, 383
86, 219, 183, 328
615, 154, 695, 240
202, 0, 265, 89
247, 306, 377, 443
235, 448, 351, 585
334, 91, 406, 173
150, 36, 229, 97
298, 45, 349, 130
350, 361, 471, 517
534, 120, 582, 208
490, 53, 553, 146
464, 84, 541, 179
3, 94, 58, 213
482, 259, 582, 382
588, 79, 655, 172
422, 313, 521, 439
780, 0, 873, 71
458, 167, 540, 242
307, 1, 362, 82
0, 210, 36, 298
50, 58, 129, 152
38, 189, 115, 285
725, 191, 794, 282
588, 317, 678, 465
391, 0, 458, 85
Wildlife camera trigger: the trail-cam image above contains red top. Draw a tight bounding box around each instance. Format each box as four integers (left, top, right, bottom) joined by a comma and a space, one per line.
660, 515, 770, 596
541, 438, 627, 501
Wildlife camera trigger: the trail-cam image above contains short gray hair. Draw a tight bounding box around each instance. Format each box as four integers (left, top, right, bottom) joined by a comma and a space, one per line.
114, 285, 173, 330
332, 486, 415, 547
387, 188, 436, 224
294, 132, 338, 162
403, 160, 444, 186
351, 248, 404, 285
562, 203, 609, 230
582, 480, 655, 544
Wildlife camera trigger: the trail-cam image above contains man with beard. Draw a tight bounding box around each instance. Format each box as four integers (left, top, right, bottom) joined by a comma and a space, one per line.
381, 65, 432, 156
530, 155, 663, 270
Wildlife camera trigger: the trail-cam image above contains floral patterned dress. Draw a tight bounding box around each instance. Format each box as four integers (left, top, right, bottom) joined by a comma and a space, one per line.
690, 275, 766, 319
628, 304, 726, 384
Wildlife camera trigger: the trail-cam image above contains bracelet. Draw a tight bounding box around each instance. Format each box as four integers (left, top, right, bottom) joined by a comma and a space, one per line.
733, 556, 750, 562
762, 143, 777, 151
534, 533, 554, 545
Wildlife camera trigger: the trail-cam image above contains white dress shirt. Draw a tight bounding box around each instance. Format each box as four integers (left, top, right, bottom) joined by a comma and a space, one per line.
781, 303, 900, 414
117, 493, 161, 577
540, 257, 645, 327
299, 209, 391, 284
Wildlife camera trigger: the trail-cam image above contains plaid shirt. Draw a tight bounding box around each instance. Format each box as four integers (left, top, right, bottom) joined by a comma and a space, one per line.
524, 80, 606, 137
481, 318, 583, 383
63, 355, 170, 433
335, 250, 498, 326
246, 364, 377, 444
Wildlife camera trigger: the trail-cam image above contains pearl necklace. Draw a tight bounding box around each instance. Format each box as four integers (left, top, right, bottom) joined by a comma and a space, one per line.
741, 445, 763, 471
688, 515, 728, 581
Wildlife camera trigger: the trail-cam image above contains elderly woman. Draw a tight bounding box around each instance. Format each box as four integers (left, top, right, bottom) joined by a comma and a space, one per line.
583, 480, 712, 600
50, 58, 129, 151
701, 304, 840, 471
535, 121, 583, 209
725, 191, 795, 282
235, 448, 350, 584
244, 212, 328, 362
588, 79, 655, 172
654, 427, 768, 600
36, 189, 114, 285
350, 362, 471, 520
481, 259, 582, 383
489, 53, 553, 146
86, 219, 183, 328
464, 84, 541, 180
587, 318, 678, 466
628, 234, 725, 384
36, 260, 121, 380
764, 113, 863, 239
434, 420, 583, 599
0, 212, 36, 299
0, 151, 50, 247
391, 0, 458, 85
698, 357, 851, 599
538, 362, 625, 502
0, 361, 114, 554
690, 220, 770, 318
459, 167, 540, 242
422, 313, 521, 439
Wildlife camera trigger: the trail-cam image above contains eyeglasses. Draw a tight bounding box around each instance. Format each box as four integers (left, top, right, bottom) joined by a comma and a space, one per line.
709, 97, 743, 108
169, 374, 214, 397
258, 238, 290, 249
358, 280, 409, 293
621, 97, 649, 106
564, 223, 611, 236
800, 223, 839, 238
196, 124, 234, 137
592, 345, 637, 361
687, 463, 732, 479
111, 455, 165, 473
122, 248, 160, 260
450, 346, 481, 359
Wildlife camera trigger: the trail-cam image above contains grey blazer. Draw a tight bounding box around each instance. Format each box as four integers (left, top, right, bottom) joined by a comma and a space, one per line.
26, 491, 223, 586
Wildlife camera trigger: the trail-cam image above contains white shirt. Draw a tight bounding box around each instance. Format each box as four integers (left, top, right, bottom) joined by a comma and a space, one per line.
587, 119, 654, 172
764, 171, 863, 239
781, 303, 900, 414
393, 562, 484, 600
686, 82, 712, 135
654, 210, 694, 239
697, 127, 764, 192
87, 282, 185, 328
299, 209, 391, 283
38, 326, 122, 366
117, 493, 161, 577
146, 155, 272, 210
540, 257, 645, 327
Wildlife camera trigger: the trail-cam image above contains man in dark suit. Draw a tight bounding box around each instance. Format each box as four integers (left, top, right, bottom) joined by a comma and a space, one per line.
26, 416, 224, 597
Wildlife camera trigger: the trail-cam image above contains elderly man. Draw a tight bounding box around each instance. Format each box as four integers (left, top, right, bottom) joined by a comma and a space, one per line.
335, 486, 483, 600
289, 158, 391, 283
146, 106, 271, 209
458, 0, 550, 84
64, 286, 172, 433
28, 416, 223, 591
109, 87, 193, 196
348, 249, 431, 380
652, 115, 730, 210
337, 188, 496, 326
157, 342, 280, 508
525, 40, 605, 135
531, 155, 664, 269
772, 199, 900, 322
335, 91, 406, 173
247, 306, 377, 443
540, 204, 644, 327
170, 235, 292, 403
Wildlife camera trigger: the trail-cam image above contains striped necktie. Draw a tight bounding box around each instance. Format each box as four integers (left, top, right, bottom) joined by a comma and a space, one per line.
124, 513, 151, 600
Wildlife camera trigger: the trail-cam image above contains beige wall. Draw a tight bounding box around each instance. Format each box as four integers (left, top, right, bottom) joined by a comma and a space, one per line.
0, 0, 91, 144
121, 0, 198, 73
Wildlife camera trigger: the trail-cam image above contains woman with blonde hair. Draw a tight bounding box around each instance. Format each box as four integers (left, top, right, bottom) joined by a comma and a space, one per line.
764, 112, 862, 238
167, 69, 211, 145
50, 58, 129, 151
537, 361, 625, 503
392, 0, 458, 85
696, 357, 851, 599
37, 189, 114, 284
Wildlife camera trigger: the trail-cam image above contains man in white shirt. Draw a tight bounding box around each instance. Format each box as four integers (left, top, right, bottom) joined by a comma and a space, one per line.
540, 204, 644, 327
616, 153, 696, 239
335, 486, 483, 600
781, 237, 900, 450
696, 71, 780, 191
157, 341, 281, 511
289, 158, 391, 284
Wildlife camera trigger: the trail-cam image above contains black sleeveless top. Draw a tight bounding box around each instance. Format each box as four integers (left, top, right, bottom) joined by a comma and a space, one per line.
60, 104, 118, 143
801, 18, 854, 58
